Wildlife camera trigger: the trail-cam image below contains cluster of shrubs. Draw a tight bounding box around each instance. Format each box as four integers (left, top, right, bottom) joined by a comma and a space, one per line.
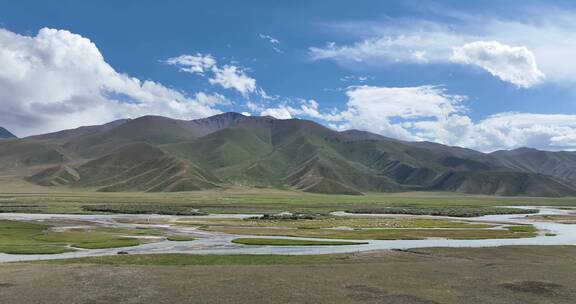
82, 204, 207, 216
251, 212, 322, 220
0, 204, 44, 213
345, 206, 539, 217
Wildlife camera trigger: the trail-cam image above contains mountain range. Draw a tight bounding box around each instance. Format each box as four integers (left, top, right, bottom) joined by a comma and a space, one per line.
1, 112, 576, 197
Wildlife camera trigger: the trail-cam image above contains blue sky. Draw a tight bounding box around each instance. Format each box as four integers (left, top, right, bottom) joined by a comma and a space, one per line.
2, 0, 576, 151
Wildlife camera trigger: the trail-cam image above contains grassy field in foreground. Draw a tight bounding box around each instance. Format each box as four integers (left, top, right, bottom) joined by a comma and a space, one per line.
28, 245, 576, 267
38, 253, 349, 266
7, 246, 576, 304
231, 238, 368, 246
1, 188, 576, 215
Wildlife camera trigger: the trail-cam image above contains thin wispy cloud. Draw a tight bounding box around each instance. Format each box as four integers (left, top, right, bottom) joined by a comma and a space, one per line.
259, 33, 283, 53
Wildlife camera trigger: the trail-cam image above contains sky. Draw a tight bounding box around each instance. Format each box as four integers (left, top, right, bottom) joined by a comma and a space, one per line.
2, 0, 576, 152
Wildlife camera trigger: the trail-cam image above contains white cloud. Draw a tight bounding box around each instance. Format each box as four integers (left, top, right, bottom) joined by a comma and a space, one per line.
411, 112, 576, 152
256, 99, 342, 121
165, 54, 216, 74
275, 85, 576, 152
309, 31, 463, 65
309, 12, 576, 87
209, 65, 256, 96
259, 34, 279, 45
470, 113, 576, 151
301, 9, 576, 150
340, 75, 372, 83
260, 107, 292, 119
0, 27, 228, 137
259, 33, 283, 54
166, 53, 258, 96
451, 41, 544, 88
328, 86, 466, 140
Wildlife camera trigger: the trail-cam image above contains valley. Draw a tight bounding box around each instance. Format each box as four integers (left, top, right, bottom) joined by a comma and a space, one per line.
4, 1, 576, 302
3, 115, 576, 303
0, 190, 574, 263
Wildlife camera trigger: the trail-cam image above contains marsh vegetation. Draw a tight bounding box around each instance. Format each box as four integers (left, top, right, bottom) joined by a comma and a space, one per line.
0, 220, 157, 254
231, 238, 368, 246
191, 216, 537, 240
345, 206, 539, 217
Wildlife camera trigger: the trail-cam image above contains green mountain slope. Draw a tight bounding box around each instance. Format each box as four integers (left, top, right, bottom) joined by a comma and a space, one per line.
490, 148, 576, 184
1, 113, 575, 197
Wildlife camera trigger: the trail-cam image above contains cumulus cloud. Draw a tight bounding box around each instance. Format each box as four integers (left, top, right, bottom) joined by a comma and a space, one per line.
328, 86, 466, 140
410, 112, 576, 152
260, 107, 292, 119
255, 99, 342, 121
209, 65, 256, 96
451, 41, 544, 88
0, 27, 228, 137
271, 85, 576, 152
469, 113, 576, 151
166, 53, 257, 96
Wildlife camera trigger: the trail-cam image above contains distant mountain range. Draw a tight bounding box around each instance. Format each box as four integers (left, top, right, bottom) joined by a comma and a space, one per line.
2, 112, 576, 197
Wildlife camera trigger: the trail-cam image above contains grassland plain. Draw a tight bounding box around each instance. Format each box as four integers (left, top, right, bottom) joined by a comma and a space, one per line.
1, 188, 576, 215
1, 246, 573, 304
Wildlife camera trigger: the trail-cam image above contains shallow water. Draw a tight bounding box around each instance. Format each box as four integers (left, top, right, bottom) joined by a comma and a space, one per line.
0, 206, 574, 262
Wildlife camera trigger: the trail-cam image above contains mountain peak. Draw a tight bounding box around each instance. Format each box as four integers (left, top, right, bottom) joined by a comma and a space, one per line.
512, 147, 540, 153
207, 112, 246, 119
0, 127, 16, 139
187, 112, 275, 133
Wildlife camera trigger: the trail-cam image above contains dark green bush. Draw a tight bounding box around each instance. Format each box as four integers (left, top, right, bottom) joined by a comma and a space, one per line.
82, 204, 206, 216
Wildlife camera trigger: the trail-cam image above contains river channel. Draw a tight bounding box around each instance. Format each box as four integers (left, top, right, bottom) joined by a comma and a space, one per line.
0, 206, 574, 262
